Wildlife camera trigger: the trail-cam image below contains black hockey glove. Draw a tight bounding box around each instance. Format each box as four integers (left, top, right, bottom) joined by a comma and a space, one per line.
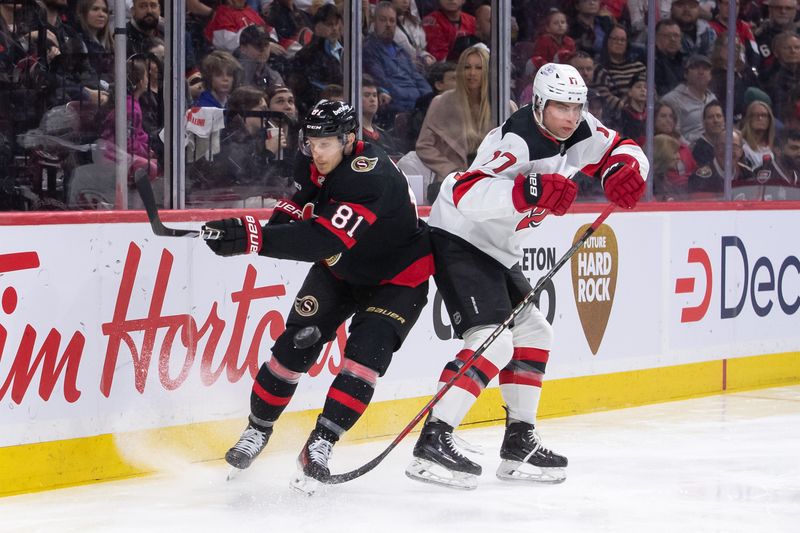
203, 216, 263, 257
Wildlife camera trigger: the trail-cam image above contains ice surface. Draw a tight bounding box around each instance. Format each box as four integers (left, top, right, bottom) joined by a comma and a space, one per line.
3, 386, 799, 533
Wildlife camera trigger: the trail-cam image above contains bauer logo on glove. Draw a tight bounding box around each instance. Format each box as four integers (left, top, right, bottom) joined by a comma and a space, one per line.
512, 172, 577, 216
203, 216, 263, 257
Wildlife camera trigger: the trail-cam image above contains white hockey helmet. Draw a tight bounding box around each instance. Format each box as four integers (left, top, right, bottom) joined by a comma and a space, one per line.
532, 63, 588, 140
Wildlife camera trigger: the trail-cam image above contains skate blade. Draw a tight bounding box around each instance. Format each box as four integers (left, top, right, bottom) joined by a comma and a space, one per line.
226, 467, 243, 482
496, 459, 566, 484
289, 469, 325, 496
405, 458, 478, 491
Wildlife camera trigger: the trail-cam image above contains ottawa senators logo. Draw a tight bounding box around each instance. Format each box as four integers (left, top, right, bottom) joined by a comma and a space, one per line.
294, 295, 319, 317
515, 208, 549, 231
351, 156, 378, 172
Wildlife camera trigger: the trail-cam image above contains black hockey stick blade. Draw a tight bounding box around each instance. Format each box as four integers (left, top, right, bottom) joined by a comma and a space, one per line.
325, 203, 616, 485
135, 171, 222, 239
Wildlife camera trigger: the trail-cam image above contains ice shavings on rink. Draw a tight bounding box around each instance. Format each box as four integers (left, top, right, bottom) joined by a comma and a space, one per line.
3, 385, 799, 533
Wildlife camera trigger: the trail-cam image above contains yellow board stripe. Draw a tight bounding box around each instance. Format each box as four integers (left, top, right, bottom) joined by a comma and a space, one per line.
2, 352, 798, 497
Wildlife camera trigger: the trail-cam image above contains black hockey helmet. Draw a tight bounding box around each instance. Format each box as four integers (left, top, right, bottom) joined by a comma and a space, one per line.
303, 99, 359, 138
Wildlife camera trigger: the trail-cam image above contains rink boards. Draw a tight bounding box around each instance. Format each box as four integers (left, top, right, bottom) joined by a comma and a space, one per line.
1, 203, 799, 495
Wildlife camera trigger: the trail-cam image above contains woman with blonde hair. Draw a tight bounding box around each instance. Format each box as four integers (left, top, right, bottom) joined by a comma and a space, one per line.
740, 100, 776, 169
417, 44, 516, 201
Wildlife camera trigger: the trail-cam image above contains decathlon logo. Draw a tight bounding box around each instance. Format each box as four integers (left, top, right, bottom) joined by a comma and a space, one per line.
675, 236, 799, 323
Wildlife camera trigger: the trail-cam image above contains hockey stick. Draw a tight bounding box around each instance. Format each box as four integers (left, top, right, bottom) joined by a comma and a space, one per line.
135, 171, 222, 239
326, 203, 616, 485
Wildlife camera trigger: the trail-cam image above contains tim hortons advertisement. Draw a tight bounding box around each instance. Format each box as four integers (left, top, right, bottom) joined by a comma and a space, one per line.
1, 210, 798, 446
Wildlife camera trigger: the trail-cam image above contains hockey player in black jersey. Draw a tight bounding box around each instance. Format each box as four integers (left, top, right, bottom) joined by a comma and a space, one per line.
406, 63, 650, 490
203, 100, 433, 493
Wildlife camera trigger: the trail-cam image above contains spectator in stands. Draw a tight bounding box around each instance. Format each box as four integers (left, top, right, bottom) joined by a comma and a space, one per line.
709, 33, 759, 122
409, 60, 457, 145
740, 99, 777, 168
748, 128, 800, 200
709, 0, 761, 69
265, 83, 300, 173
761, 32, 800, 123
610, 71, 647, 146
101, 56, 158, 182
235, 25, 284, 91
361, 74, 400, 156
593, 24, 646, 114
671, 0, 716, 57
689, 129, 751, 195
263, 0, 313, 51
266, 84, 298, 122
286, 3, 343, 115
450, 3, 490, 60
319, 83, 345, 101
661, 54, 717, 143
204, 0, 273, 53
391, 0, 436, 68
654, 19, 687, 95
195, 50, 242, 108
655, 101, 697, 188
569, 0, 614, 55
652, 134, 686, 201
363, 2, 432, 120
568, 50, 597, 87
38, 0, 80, 49
192, 85, 290, 193
416, 44, 515, 200
422, 0, 476, 62
74, 0, 113, 83
127, 46, 163, 149
127, 0, 164, 55
754, 0, 799, 70
531, 8, 576, 64
692, 101, 726, 166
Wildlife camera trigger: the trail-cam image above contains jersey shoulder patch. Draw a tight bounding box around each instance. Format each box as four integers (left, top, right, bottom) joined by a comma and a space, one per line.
351, 155, 379, 172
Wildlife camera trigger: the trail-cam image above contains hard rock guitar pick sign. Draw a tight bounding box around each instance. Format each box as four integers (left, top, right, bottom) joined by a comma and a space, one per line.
570, 222, 618, 354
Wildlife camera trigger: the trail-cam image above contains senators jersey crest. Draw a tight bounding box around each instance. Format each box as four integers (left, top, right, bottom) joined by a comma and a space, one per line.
351, 156, 379, 172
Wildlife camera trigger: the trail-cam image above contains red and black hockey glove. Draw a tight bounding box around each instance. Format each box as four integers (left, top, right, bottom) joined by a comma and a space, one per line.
602, 162, 645, 209
271, 200, 316, 224
512, 172, 577, 216
203, 215, 263, 257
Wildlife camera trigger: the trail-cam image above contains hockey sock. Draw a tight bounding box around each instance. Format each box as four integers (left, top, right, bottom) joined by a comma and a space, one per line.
499, 347, 548, 425
250, 357, 302, 428
317, 358, 379, 441
431, 326, 511, 427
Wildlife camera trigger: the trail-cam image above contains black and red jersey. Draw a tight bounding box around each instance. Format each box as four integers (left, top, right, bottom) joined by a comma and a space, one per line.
262, 141, 433, 287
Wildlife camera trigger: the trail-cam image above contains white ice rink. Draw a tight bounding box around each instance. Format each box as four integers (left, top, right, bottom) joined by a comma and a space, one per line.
3, 385, 799, 533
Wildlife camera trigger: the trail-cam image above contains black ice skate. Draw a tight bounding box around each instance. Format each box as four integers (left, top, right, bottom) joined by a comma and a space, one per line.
225, 422, 273, 479
496, 417, 567, 484
405, 419, 482, 490
290, 429, 335, 495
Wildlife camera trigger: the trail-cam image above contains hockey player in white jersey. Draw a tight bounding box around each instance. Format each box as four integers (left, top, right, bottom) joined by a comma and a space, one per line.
406, 63, 649, 490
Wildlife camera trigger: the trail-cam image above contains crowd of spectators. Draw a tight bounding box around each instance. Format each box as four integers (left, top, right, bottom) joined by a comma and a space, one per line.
1, 0, 799, 211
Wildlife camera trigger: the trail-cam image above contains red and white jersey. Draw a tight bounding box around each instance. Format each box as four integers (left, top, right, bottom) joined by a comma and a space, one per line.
428, 104, 649, 268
